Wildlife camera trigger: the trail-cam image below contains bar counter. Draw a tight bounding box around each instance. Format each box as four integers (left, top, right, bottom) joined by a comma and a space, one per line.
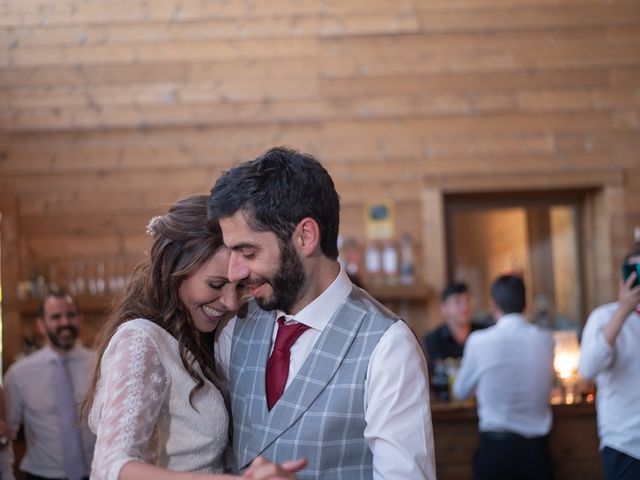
11, 401, 600, 479
431, 400, 601, 479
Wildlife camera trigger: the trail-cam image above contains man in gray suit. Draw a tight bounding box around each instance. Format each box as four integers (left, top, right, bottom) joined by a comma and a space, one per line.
210, 146, 435, 480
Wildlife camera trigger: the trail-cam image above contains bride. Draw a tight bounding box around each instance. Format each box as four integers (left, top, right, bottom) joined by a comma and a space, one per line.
84, 195, 304, 480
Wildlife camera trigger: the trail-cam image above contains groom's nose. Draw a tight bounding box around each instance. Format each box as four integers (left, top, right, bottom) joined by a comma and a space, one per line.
228, 251, 251, 282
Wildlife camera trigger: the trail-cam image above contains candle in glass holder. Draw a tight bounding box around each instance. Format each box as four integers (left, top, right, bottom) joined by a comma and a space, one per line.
553, 330, 580, 403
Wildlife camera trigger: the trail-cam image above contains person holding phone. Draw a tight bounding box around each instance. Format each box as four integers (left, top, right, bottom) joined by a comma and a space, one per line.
579, 241, 640, 480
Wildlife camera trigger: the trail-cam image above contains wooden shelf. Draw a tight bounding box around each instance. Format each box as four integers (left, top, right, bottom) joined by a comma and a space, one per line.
8, 285, 431, 317
10, 295, 115, 316
365, 283, 432, 302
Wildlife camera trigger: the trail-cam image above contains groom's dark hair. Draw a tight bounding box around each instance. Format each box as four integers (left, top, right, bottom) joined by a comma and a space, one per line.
208, 146, 341, 259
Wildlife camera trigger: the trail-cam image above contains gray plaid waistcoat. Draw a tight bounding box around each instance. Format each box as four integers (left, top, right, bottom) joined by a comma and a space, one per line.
228, 286, 398, 479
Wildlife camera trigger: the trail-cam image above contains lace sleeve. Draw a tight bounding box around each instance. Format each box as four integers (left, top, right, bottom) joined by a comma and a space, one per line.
91, 325, 169, 480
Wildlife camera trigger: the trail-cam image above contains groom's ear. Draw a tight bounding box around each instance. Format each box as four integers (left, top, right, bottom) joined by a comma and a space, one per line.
293, 217, 321, 257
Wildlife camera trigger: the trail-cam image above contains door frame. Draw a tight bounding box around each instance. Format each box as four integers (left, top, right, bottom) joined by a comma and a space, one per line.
421, 167, 626, 328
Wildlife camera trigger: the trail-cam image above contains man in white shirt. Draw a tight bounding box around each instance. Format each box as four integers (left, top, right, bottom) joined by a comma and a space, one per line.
579, 242, 640, 480
210, 146, 436, 479
453, 275, 555, 480
4, 291, 95, 480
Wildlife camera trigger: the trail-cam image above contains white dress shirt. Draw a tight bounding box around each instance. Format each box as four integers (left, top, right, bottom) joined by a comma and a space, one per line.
4, 344, 96, 478
453, 313, 555, 437
217, 267, 436, 480
578, 302, 640, 460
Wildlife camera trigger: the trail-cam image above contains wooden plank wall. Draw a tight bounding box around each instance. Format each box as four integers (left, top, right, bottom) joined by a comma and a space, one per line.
1, 0, 640, 356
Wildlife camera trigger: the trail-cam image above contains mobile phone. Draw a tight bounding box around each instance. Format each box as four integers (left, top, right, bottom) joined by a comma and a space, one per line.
622, 262, 640, 288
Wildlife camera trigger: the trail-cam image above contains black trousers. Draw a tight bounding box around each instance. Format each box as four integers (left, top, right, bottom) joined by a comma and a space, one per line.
601, 446, 640, 480
474, 431, 554, 480
24, 474, 89, 480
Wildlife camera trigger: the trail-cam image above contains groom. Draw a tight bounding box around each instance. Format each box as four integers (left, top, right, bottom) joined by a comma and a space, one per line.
210, 146, 435, 479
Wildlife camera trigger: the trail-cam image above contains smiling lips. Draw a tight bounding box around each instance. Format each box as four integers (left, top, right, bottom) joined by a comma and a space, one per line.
202, 305, 225, 320
246, 280, 269, 297
249, 285, 262, 296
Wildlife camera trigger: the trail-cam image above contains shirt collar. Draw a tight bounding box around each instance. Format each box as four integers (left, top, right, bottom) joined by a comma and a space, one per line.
44, 344, 79, 363
277, 266, 352, 331
495, 312, 527, 327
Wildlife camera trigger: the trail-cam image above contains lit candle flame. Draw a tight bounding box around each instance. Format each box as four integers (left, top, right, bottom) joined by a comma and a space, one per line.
553, 331, 580, 380
554, 352, 579, 379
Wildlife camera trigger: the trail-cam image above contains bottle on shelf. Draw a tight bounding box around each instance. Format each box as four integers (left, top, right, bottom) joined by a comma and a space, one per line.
381, 239, 398, 286
34, 268, 47, 299
431, 360, 450, 402
107, 257, 121, 294
71, 259, 86, 296
96, 259, 106, 296
47, 263, 59, 293
344, 238, 363, 278
16, 281, 31, 301
86, 258, 98, 296
399, 232, 416, 285
364, 240, 383, 286
116, 256, 128, 291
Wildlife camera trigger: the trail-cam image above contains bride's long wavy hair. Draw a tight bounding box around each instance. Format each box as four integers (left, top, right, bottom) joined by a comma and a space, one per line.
84, 194, 228, 417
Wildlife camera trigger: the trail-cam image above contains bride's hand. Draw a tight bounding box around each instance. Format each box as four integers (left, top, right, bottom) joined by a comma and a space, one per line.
243, 455, 307, 480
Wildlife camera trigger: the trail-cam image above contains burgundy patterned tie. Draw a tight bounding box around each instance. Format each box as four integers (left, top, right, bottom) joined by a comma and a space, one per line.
265, 317, 310, 410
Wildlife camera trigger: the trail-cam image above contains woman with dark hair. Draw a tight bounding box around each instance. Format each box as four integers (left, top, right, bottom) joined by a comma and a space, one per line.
85, 195, 303, 480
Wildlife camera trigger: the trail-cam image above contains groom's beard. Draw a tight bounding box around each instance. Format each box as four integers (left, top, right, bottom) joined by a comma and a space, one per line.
254, 241, 306, 313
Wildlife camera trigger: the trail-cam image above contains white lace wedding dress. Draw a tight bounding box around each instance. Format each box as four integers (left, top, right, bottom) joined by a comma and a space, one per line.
88, 318, 229, 480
